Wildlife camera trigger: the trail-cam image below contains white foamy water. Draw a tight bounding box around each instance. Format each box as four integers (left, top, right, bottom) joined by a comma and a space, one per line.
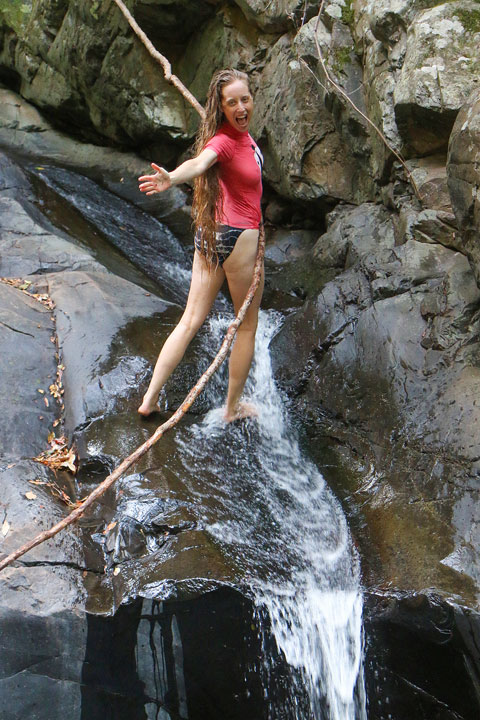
174, 311, 367, 719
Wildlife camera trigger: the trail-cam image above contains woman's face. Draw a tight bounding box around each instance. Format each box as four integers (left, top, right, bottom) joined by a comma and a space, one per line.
221, 79, 253, 133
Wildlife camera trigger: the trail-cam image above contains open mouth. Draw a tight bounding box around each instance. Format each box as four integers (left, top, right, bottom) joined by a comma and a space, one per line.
236, 113, 249, 128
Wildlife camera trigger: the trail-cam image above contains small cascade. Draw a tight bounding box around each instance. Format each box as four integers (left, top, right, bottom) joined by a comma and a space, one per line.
173, 312, 367, 719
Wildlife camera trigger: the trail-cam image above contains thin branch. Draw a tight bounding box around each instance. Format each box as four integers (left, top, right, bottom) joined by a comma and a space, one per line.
312, 0, 422, 203
0, 229, 265, 572
111, 0, 205, 119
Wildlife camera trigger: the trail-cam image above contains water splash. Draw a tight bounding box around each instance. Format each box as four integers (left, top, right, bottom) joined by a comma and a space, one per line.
174, 311, 367, 719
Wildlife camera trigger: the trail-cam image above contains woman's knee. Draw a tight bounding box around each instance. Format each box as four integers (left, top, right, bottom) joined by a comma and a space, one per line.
176, 314, 204, 339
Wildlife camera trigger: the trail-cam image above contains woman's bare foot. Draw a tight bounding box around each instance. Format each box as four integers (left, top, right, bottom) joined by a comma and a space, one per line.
137, 396, 160, 417
223, 401, 258, 423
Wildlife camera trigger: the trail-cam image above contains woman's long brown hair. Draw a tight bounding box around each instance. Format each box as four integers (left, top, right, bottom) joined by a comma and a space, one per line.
192, 68, 250, 268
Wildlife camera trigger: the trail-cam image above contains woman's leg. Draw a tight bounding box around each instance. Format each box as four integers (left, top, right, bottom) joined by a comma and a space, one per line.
138, 251, 225, 415
222, 229, 264, 422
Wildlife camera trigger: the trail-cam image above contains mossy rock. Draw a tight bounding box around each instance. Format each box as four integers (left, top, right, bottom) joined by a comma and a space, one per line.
0, 0, 32, 35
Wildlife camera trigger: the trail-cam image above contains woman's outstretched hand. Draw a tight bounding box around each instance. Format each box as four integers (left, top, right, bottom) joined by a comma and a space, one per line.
138, 162, 171, 195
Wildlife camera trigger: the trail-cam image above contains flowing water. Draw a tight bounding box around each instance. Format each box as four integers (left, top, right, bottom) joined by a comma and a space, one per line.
171, 311, 367, 720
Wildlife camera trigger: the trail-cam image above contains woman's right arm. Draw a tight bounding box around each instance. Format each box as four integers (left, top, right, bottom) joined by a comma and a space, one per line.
138, 148, 218, 195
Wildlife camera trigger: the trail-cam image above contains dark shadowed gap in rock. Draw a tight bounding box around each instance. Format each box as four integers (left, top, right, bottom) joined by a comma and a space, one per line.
79, 590, 303, 720
0, 69, 21, 93
80, 599, 148, 720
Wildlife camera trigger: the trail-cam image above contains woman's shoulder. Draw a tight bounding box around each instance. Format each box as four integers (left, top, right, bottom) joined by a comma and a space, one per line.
204, 125, 237, 160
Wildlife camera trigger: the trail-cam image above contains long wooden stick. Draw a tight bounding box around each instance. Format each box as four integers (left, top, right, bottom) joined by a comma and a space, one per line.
112, 0, 205, 120
0, 1, 265, 571
0, 228, 265, 571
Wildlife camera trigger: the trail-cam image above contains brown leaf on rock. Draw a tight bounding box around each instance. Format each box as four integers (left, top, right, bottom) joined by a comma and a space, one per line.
34, 435, 78, 475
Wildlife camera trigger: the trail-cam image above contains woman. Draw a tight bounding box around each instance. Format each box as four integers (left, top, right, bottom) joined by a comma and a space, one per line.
137, 68, 264, 422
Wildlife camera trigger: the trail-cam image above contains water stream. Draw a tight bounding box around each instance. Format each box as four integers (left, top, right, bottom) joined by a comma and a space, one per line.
171, 311, 367, 719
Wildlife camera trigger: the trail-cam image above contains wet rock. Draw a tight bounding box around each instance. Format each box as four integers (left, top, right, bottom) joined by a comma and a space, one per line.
43, 269, 179, 436
0, 283, 58, 459
0, 153, 101, 278
0, 460, 83, 570
264, 227, 322, 300
447, 86, 480, 283
0, 89, 192, 240
272, 205, 480, 602
26, 164, 189, 299
0, 457, 91, 719
364, 591, 480, 720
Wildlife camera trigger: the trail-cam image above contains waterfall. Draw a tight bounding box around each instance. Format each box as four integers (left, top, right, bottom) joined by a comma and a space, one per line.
174, 311, 367, 719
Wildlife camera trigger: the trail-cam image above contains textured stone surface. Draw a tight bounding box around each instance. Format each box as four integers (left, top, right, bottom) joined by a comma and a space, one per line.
393, 1, 480, 155
447, 86, 480, 283
0, 283, 59, 459
45, 269, 177, 435
272, 204, 480, 603
0, 89, 192, 240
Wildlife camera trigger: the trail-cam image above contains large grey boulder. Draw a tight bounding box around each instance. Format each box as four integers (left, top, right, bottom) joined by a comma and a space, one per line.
0, 0, 197, 146
272, 203, 480, 602
393, 1, 480, 155
447, 86, 480, 283
253, 17, 374, 206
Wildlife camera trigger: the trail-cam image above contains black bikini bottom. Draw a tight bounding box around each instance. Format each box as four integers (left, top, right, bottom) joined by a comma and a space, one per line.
194, 224, 246, 265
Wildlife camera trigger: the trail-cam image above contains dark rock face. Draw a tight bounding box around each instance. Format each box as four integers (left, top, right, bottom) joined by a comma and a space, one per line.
364, 591, 480, 720
0, 89, 192, 241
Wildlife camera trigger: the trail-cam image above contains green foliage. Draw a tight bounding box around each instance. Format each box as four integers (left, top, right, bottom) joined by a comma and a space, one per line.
0, 0, 31, 33
453, 8, 480, 33
90, 0, 100, 20
341, 0, 354, 27
332, 45, 354, 76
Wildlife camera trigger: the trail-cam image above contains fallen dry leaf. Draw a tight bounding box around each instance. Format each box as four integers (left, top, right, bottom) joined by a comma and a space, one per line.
1, 520, 10, 537
37, 388, 45, 394
34, 435, 78, 475
25, 491, 37, 500
113, 567, 121, 576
